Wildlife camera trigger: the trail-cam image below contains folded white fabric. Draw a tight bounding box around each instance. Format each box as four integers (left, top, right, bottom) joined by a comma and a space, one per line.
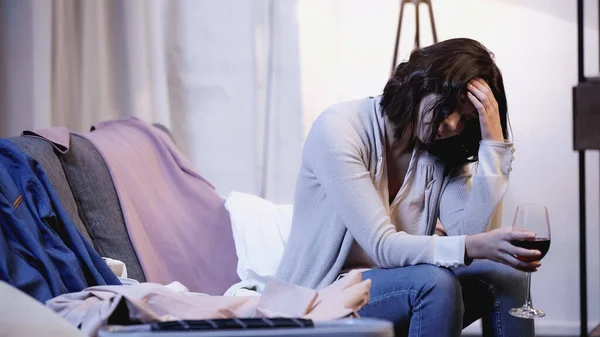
118, 278, 139, 286
103, 257, 141, 286
102, 257, 127, 278
224, 191, 293, 296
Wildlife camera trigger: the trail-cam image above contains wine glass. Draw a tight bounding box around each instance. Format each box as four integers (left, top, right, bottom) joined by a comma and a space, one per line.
508, 204, 551, 319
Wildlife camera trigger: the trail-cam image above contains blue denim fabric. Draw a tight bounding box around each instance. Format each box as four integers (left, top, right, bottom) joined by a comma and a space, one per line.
0, 140, 120, 302
358, 260, 533, 337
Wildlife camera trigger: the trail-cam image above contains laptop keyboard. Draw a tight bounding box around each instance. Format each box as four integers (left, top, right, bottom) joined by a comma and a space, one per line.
151, 318, 314, 331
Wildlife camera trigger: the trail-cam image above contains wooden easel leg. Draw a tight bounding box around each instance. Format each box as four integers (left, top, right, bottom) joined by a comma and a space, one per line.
391, 1, 406, 75
425, 0, 438, 43
391, 0, 438, 76
414, 1, 420, 49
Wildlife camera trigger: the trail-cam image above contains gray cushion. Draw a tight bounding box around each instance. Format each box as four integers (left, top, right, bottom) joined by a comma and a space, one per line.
60, 134, 146, 282
9, 136, 94, 245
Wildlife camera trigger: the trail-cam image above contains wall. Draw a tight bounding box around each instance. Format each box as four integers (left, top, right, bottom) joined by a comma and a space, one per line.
297, 0, 600, 335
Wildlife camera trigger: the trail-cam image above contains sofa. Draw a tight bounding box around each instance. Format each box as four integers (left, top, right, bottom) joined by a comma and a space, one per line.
4, 128, 393, 337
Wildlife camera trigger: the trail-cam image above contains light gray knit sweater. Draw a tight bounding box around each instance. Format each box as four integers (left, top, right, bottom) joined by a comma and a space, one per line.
275, 96, 515, 290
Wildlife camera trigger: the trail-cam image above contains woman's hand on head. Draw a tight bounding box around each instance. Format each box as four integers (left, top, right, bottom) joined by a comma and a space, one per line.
466, 78, 505, 142
465, 227, 542, 272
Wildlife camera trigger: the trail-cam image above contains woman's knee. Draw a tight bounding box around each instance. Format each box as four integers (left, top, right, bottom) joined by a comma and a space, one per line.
415, 265, 463, 302
360, 265, 464, 335
363, 265, 463, 306
411, 265, 465, 331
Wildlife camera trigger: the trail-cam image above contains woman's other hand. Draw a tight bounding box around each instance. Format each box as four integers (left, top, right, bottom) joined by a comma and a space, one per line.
466, 78, 504, 142
465, 227, 541, 272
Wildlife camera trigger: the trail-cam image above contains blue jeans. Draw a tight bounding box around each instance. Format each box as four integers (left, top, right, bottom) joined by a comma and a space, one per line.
357, 260, 534, 337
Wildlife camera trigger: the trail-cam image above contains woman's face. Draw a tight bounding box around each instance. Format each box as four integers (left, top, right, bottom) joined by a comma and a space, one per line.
417, 94, 478, 142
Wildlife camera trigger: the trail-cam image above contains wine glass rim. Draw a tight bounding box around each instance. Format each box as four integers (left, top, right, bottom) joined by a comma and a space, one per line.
517, 203, 548, 209
512, 204, 551, 237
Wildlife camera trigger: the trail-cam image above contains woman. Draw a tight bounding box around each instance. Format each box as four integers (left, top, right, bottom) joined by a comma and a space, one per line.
275, 38, 539, 336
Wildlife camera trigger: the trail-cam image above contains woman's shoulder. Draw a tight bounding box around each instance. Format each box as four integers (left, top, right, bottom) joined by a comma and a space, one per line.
302, 97, 381, 169
318, 97, 368, 117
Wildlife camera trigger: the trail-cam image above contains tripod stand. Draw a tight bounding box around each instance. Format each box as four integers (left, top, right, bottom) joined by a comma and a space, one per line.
391, 0, 438, 75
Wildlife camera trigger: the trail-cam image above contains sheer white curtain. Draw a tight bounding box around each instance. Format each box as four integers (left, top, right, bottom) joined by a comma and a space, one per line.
175, 0, 302, 202
0, 0, 303, 203
0, 0, 183, 142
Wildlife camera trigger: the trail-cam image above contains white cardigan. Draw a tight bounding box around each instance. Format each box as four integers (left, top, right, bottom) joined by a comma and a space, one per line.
275, 96, 515, 290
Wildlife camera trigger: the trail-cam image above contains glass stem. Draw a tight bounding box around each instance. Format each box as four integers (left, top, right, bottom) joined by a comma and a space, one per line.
524, 272, 532, 308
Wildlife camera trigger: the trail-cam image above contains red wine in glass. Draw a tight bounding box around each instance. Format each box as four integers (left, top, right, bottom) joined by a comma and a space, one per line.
509, 204, 551, 319
510, 238, 550, 261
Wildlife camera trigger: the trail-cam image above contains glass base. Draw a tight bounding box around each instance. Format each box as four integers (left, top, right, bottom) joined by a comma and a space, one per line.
509, 306, 546, 319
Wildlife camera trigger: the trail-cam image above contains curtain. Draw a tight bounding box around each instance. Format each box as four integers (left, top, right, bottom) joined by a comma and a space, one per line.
0, 0, 303, 203
0, 0, 184, 143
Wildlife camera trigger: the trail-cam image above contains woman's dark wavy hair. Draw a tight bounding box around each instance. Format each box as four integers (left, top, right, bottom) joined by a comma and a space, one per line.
381, 38, 508, 169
